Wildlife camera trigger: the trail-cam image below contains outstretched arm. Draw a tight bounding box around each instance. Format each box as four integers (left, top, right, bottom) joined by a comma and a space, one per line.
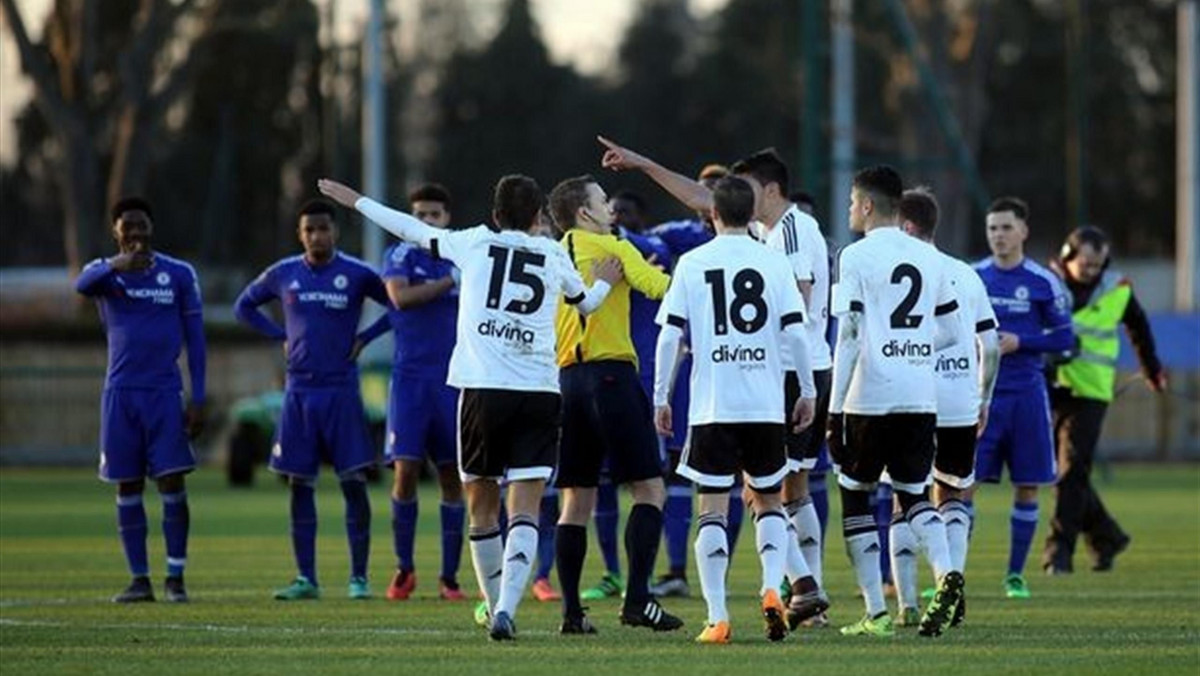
318, 178, 440, 249
598, 136, 713, 212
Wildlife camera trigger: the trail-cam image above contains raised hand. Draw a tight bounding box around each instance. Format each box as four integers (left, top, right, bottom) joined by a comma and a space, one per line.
317, 178, 364, 209
109, 251, 152, 272
598, 135, 651, 172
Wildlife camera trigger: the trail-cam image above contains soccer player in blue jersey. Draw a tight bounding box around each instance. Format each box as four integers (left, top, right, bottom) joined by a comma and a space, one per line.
235, 199, 392, 601
380, 184, 467, 602
76, 197, 206, 604
973, 197, 1075, 599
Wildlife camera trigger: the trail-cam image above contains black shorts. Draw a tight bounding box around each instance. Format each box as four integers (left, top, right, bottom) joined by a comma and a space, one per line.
458, 388, 560, 483
837, 413, 936, 495
933, 425, 978, 489
555, 361, 663, 488
679, 423, 787, 490
786, 369, 832, 471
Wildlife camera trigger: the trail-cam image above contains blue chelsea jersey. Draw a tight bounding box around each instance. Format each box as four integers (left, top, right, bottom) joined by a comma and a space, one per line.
974, 257, 1074, 393
381, 242, 459, 379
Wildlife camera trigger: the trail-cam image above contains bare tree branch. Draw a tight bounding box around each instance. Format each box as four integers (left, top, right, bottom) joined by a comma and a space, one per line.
0, 0, 81, 134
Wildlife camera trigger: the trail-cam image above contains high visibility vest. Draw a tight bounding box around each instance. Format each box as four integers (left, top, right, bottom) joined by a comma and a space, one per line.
1056, 270, 1131, 402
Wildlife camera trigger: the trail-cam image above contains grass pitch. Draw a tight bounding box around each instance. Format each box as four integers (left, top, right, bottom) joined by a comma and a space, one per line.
1, 465, 1197, 674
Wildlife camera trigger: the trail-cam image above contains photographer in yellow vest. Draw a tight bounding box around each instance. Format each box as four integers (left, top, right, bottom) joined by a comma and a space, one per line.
1043, 226, 1167, 575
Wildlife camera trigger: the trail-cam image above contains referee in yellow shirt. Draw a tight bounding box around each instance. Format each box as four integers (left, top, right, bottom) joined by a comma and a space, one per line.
546, 175, 682, 634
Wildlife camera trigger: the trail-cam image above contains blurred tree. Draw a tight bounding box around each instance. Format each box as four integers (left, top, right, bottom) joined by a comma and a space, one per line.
1, 0, 214, 271
0, 0, 331, 283
428, 0, 606, 223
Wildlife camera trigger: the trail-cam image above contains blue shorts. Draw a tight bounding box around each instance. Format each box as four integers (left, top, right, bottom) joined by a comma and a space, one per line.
976, 385, 1057, 485
99, 388, 195, 483
270, 386, 376, 479
385, 373, 458, 467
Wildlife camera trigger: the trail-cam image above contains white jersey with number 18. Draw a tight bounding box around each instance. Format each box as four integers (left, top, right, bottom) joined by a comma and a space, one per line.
656, 234, 807, 425
831, 227, 958, 416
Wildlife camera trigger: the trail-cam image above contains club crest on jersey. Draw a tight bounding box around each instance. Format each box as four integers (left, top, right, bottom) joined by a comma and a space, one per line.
1014, 285, 1030, 301
156, 271, 170, 286
477, 319, 536, 347
334, 274, 348, 290
882, 339, 933, 360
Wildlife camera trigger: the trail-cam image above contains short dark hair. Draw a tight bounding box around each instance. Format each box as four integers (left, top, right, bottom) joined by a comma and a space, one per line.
789, 191, 816, 210
988, 196, 1029, 221
548, 175, 595, 229
493, 174, 545, 231
899, 187, 940, 239
409, 183, 452, 209
731, 148, 789, 195
298, 198, 336, 220
110, 197, 153, 224
1061, 225, 1110, 260
712, 176, 756, 227
852, 165, 903, 216
610, 190, 647, 214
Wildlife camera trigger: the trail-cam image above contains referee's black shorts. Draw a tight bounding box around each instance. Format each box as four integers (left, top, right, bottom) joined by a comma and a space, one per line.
555, 360, 663, 488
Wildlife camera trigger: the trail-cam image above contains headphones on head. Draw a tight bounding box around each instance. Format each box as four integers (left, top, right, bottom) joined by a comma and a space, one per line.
1060, 225, 1111, 271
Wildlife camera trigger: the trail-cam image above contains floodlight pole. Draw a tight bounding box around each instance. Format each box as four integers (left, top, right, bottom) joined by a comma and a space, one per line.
362, 0, 387, 268
1179, 0, 1198, 312
830, 0, 855, 248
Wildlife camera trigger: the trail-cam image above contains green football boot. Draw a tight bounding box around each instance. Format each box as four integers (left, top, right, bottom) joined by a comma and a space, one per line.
918, 571, 964, 637
348, 576, 371, 600
839, 612, 894, 637
1004, 573, 1031, 599
273, 576, 320, 601
896, 606, 921, 627
474, 600, 491, 628
580, 572, 624, 601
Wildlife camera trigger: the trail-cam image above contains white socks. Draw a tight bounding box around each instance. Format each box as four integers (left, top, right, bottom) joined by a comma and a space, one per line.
695, 514, 730, 623
468, 526, 503, 613
754, 510, 788, 597
494, 517, 538, 618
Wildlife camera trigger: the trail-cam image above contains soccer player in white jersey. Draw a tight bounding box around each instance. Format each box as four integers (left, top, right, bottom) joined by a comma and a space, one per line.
318, 175, 622, 641
598, 139, 830, 624
886, 188, 1001, 628
653, 176, 817, 645
732, 151, 832, 620
828, 166, 963, 638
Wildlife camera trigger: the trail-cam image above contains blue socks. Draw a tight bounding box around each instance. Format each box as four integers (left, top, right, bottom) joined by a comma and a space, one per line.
663, 484, 692, 574
290, 482, 318, 585
595, 482, 621, 575
727, 486, 745, 556
808, 472, 829, 543
391, 498, 418, 572
873, 484, 894, 583
341, 479, 371, 580
116, 494, 149, 577
440, 501, 465, 582
536, 492, 558, 580
160, 491, 189, 578
1009, 501, 1039, 575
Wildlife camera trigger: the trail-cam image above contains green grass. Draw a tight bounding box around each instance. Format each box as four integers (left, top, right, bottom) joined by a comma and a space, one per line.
1, 465, 1198, 674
